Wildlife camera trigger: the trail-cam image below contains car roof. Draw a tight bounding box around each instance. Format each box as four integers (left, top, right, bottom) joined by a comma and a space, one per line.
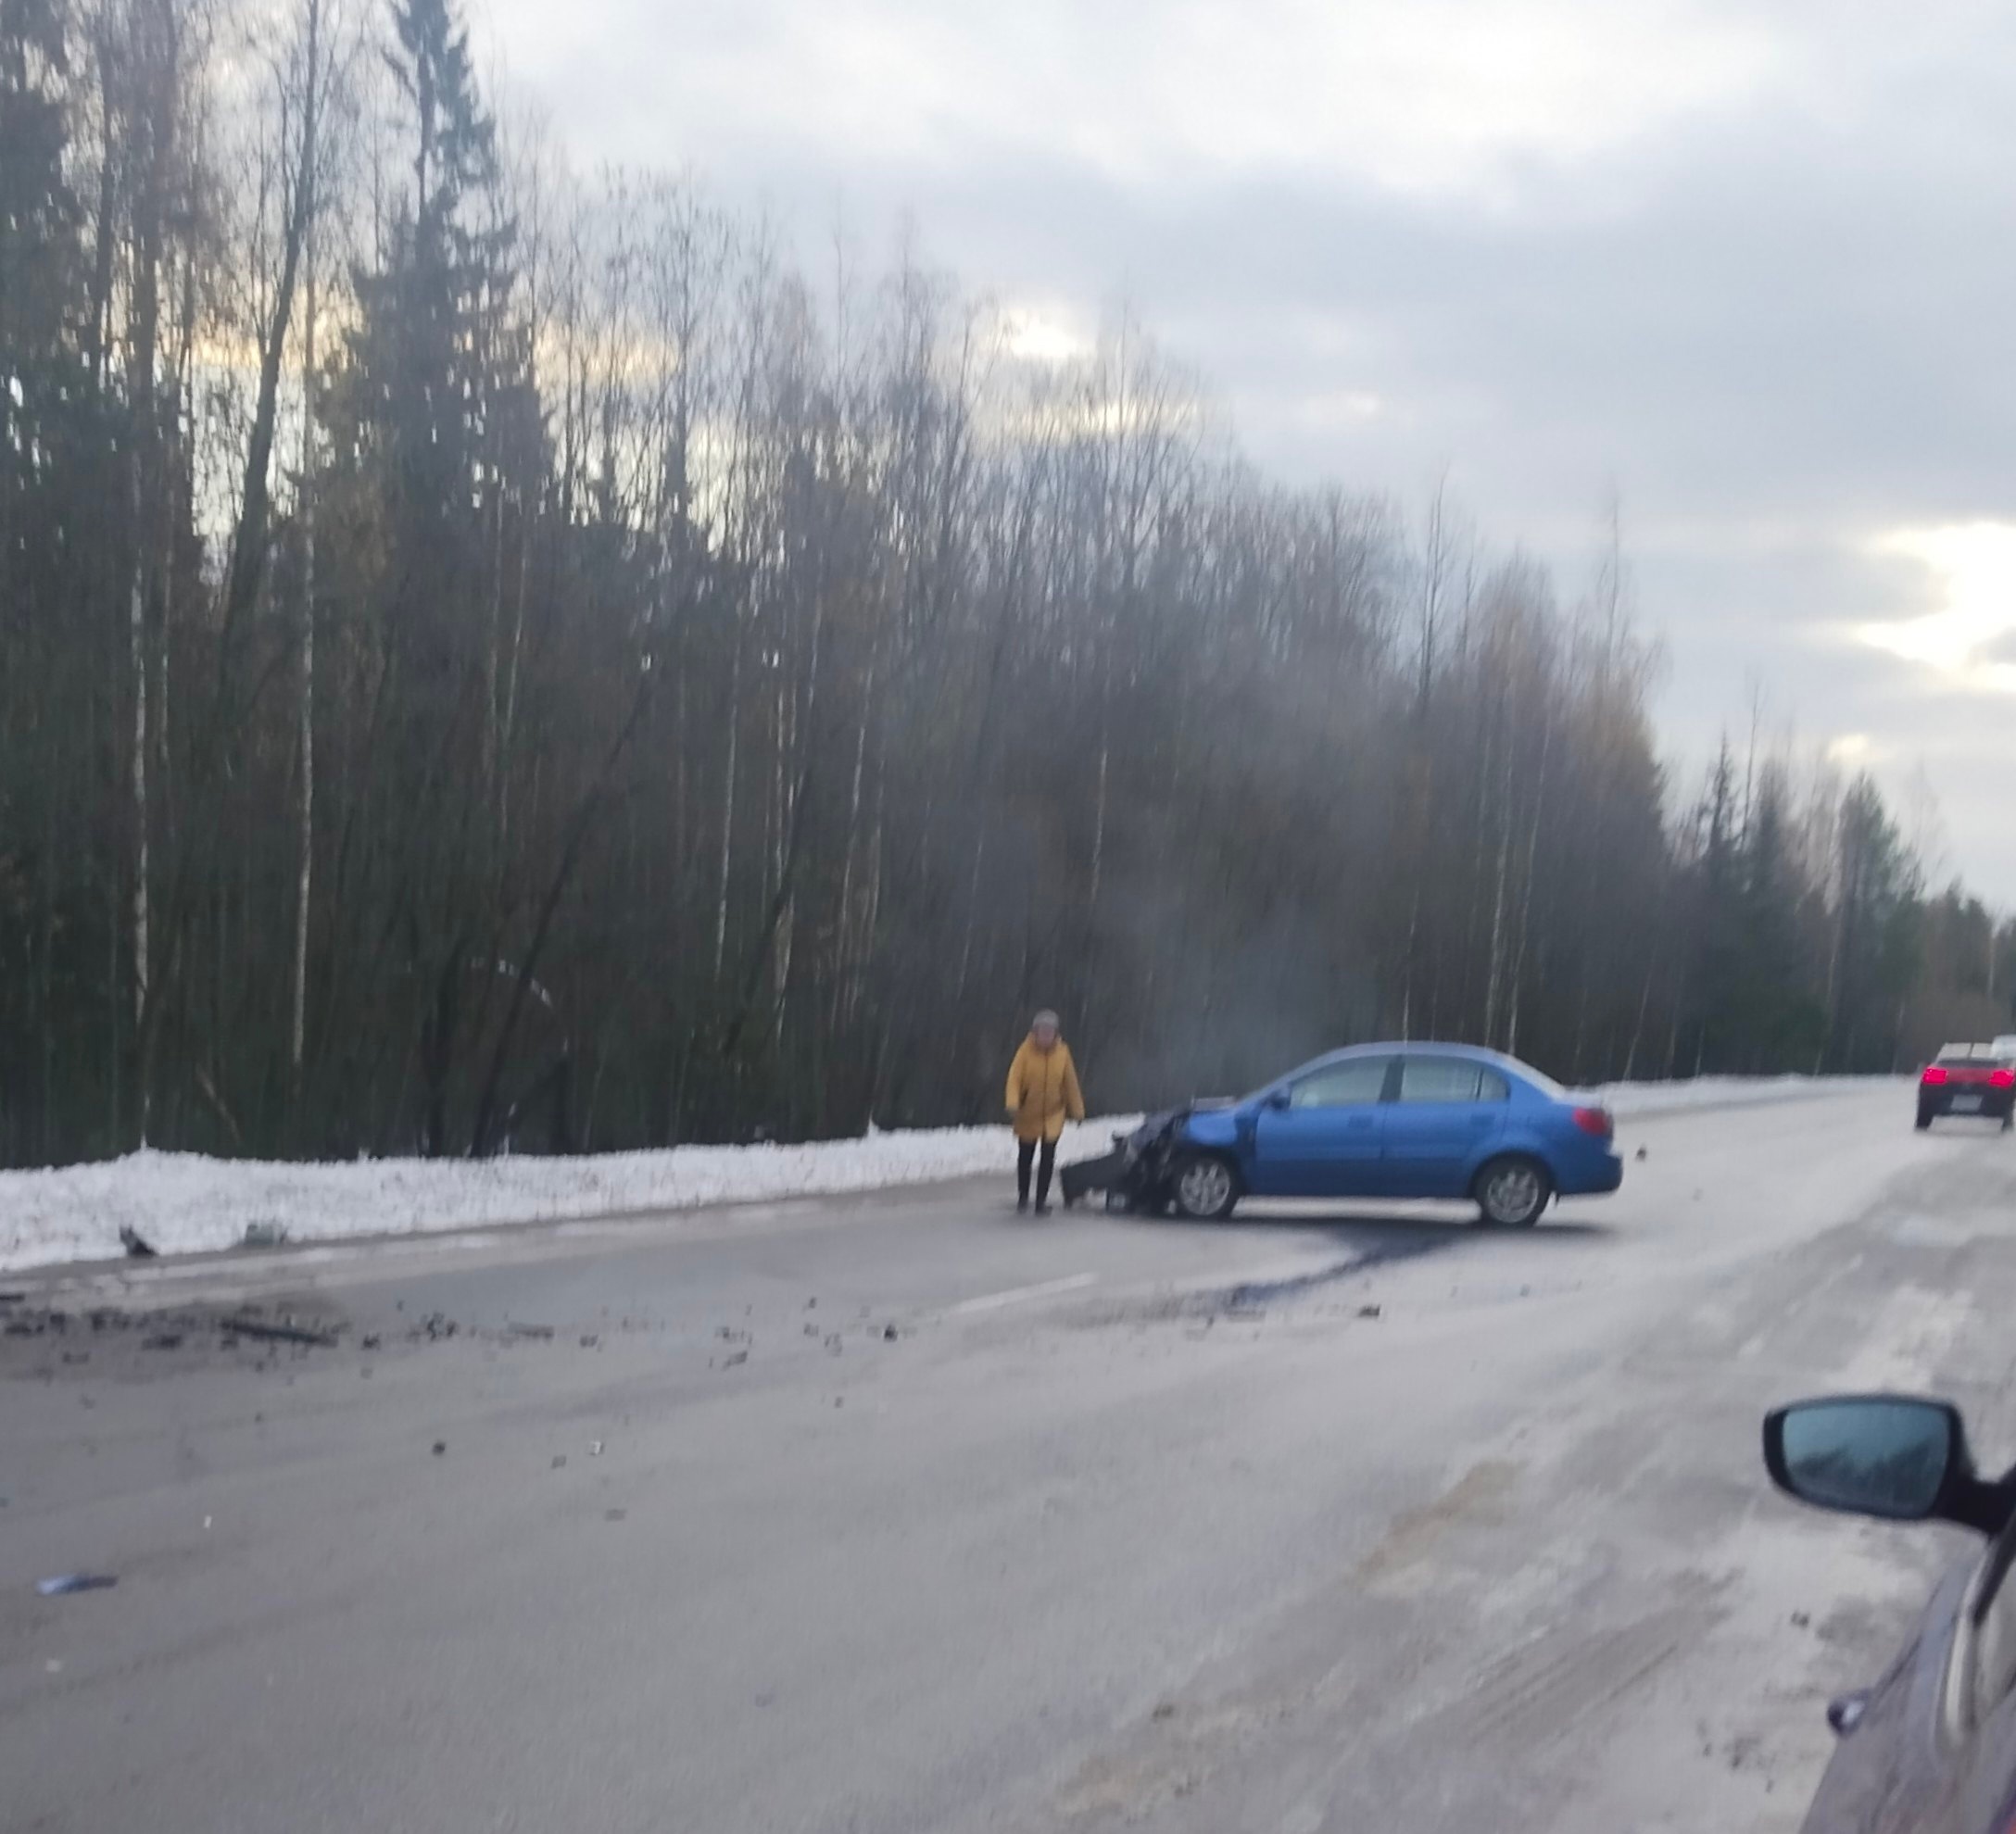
1292, 1040, 1556, 1082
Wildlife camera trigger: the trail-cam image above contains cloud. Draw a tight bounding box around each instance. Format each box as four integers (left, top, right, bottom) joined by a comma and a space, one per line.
480, 0, 2016, 900
1858, 524, 2016, 694
999, 303, 1094, 365
495, 0, 1779, 199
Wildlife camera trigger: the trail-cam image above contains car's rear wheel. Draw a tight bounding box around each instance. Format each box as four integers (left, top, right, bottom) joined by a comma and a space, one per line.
1171, 1154, 1239, 1222
1916, 1106, 1934, 1132
1475, 1156, 1551, 1228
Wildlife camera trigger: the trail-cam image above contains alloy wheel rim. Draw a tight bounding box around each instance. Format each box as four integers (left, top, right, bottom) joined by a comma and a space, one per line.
1181, 1161, 1231, 1214
1486, 1165, 1541, 1223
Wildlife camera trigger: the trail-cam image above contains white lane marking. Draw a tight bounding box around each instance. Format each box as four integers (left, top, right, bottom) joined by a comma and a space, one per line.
950, 1273, 1098, 1315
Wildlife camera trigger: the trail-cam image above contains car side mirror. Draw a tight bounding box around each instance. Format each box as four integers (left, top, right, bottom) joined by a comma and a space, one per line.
1764, 1396, 2004, 1533
1264, 1089, 1291, 1112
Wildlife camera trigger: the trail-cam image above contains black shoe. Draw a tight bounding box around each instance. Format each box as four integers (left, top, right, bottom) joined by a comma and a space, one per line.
1016, 1197, 1029, 1214
1033, 1202, 1052, 1217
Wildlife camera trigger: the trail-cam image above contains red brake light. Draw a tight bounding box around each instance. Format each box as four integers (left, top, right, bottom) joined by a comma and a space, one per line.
1993, 1070, 2015, 1090
1922, 1066, 1949, 1086
1572, 1106, 1614, 1139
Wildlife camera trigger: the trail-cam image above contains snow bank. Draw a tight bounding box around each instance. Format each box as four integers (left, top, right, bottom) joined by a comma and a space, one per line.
0, 1119, 1136, 1275
0, 1074, 1903, 1275
1585, 1074, 1902, 1118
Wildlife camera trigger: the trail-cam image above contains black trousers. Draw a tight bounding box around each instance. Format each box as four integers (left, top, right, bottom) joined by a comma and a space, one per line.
1016, 1137, 1057, 1207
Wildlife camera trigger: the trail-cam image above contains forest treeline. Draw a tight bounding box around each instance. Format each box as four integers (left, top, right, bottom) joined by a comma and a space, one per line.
3, 0, 2011, 1165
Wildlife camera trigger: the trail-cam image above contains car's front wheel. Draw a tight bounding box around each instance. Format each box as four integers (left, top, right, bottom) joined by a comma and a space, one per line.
1475, 1156, 1552, 1228
1171, 1154, 1239, 1222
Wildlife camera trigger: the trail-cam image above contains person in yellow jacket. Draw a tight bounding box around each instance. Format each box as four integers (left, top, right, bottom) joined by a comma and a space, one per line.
1005, 1009, 1085, 1214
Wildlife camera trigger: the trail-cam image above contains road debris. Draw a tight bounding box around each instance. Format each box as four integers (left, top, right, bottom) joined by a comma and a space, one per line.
37, 1574, 118, 1597
431, 1440, 447, 1456
507, 1322, 556, 1340
883, 1325, 900, 1341
723, 1349, 749, 1368
1357, 1304, 1383, 1320
589, 1439, 604, 1457
579, 1334, 599, 1349
221, 1314, 337, 1349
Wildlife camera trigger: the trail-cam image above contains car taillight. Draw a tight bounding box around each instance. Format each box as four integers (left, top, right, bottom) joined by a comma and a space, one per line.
1922, 1066, 1949, 1086
1993, 1070, 2015, 1089
1572, 1107, 1614, 1139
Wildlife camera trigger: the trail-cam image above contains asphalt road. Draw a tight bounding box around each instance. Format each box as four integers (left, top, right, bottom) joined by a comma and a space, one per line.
6, 1085, 2016, 1834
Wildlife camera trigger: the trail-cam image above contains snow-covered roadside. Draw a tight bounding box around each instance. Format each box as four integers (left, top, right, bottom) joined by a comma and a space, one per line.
0, 1075, 1903, 1275
0, 1120, 1139, 1274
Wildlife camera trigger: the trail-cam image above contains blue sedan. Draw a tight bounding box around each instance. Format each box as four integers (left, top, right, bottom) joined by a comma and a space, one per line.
1166, 1042, 1623, 1226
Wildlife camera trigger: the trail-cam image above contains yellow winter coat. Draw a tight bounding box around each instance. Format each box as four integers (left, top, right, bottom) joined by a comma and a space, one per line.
1005, 1037, 1086, 1144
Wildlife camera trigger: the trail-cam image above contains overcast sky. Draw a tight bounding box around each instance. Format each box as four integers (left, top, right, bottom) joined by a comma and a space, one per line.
485, 0, 2016, 903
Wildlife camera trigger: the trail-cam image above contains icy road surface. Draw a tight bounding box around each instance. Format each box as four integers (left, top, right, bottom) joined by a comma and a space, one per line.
4, 1081, 2013, 1833
0, 1074, 1893, 1273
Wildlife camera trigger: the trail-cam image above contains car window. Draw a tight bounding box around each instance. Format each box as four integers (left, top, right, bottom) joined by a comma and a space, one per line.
1397, 1059, 1509, 1104
1289, 1060, 1389, 1109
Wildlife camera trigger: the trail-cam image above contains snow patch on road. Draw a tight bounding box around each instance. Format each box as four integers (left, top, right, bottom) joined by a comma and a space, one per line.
0, 1075, 1904, 1275
1830, 1280, 1975, 1392
1588, 1074, 1901, 1118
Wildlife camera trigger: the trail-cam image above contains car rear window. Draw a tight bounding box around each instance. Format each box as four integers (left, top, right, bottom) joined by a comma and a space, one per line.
1397, 1060, 1510, 1103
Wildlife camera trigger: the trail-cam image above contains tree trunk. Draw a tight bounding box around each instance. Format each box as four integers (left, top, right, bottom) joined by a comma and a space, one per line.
292, 173, 318, 1083
220, 0, 317, 652
713, 616, 742, 983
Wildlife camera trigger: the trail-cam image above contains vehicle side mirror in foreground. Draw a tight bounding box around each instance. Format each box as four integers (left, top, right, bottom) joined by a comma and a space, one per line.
1765, 1396, 2005, 1534
1264, 1089, 1291, 1112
